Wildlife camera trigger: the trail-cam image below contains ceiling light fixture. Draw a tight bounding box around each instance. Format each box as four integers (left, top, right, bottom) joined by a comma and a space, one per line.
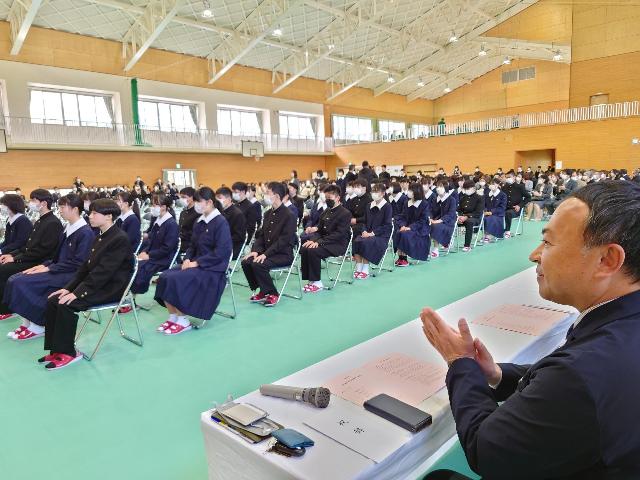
272, 28, 283, 37
478, 44, 487, 56
443, 85, 452, 93
417, 78, 425, 87
387, 75, 396, 84
503, 56, 511, 65
201, 0, 212, 18
449, 32, 458, 43
553, 50, 563, 61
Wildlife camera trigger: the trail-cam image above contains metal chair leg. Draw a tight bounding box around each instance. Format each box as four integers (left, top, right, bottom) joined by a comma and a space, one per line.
214, 275, 237, 319
115, 295, 143, 347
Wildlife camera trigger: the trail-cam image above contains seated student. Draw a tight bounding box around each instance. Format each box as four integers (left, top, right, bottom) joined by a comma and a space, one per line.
304, 184, 328, 229
502, 171, 530, 238
388, 181, 408, 227
216, 187, 246, 260
0, 194, 32, 255
232, 181, 259, 243
342, 181, 356, 211
352, 184, 392, 279
281, 185, 300, 221
287, 183, 305, 227
115, 191, 142, 250
246, 184, 263, 231
299, 185, 351, 293
0, 189, 64, 321
483, 178, 508, 242
126, 193, 179, 300
40, 199, 133, 370
176, 187, 199, 254
4, 194, 94, 341
242, 182, 297, 307
395, 182, 430, 267
347, 179, 372, 237
430, 180, 458, 258
421, 176, 437, 212
456, 180, 484, 252
81, 192, 101, 235
399, 177, 410, 197
154, 187, 232, 335
526, 175, 553, 221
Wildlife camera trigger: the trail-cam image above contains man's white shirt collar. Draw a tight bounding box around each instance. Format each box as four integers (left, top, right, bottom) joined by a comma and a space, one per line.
65, 217, 87, 237
198, 209, 220, 224
155, 212, 172, 227
573, 297, 619, 329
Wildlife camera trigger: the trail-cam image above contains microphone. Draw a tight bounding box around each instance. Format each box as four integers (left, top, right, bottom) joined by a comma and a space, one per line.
259, 384, 331, 408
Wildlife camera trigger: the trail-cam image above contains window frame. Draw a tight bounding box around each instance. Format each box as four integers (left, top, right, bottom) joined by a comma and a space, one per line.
29, 86, 115, 128
137, 97, 199, 133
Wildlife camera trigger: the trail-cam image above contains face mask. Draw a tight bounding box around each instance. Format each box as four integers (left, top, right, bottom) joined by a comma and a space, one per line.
319, 192, 326, 202
371, 192, 382, 202
489, 185, 498, 192
176, 198, 187, 208
150, 206, 161, 217
436, 187, 446, 196
478, 181, 486, 187
263, 196, 273, 206
356, 188, 365, 197
83, 201, 91, 211
465, 189, 475, 195
325, 198, 335, 209
505, 177, 515, 184
537, 180, 545, 186
571, 177, 578, 181
194, 202, 205, 214
407, 191, 414, 200
0, 205, 9, 216
28, 202, 40, 213
232, 192, 241, 202
346, 187, 354, 195
516, 177, 522, 183
386, 187, 393, 194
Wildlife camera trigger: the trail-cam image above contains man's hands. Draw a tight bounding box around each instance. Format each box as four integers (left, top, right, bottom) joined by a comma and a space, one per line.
24, 265, 49, 275
303, 240, 319, 249
0, 254, 14, 264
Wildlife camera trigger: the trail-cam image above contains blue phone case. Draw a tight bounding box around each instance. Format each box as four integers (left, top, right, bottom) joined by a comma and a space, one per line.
271, 428, 314, 449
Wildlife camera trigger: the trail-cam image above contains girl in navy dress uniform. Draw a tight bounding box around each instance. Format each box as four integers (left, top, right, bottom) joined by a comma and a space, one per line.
352, 184, 393, 279
154, 187, 232, 335
129, 193, 179, 296
388, 182, 407, 233
483, 178, 508, 242
0, 194, 33, 255
115, 191, 142, 251
430, 180, 459, 258
4, 194, 94, 341
394, 183, 431, 266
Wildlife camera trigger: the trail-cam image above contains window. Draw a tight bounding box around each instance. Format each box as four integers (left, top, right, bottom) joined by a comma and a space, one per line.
217, 107, 262, 136
590, 93, 609, 106
411, 124, 430, 138
29, 87, 114, 127
379, 119, 406, 139
501, 66, 536, 84
138, 98, 198, 133
332, 115, 373, 141
278, 113, 316, 139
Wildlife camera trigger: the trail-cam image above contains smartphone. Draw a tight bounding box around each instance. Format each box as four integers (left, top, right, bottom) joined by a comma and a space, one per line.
364, 393, 432, 433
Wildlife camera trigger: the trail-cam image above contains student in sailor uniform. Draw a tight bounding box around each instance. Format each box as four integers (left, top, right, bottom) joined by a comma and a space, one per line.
456, 180, 485, 252
352, 183, 393, 279
154, 187, 232, 335
395, 183, 431, 267
0, 194, 32, 255
420, 177, 437, 214
0, 189, 64, 321
128, 193, 179, 297
115, 191, 142, 251
430, 180, 459, 258
388, 182, 408, 233
304, 184, 328, 229
483, 178, 508, 242
287, 183, 305, 227
281, 185, 300, 223
41, 199, 132, 370
4, 194, 94, 341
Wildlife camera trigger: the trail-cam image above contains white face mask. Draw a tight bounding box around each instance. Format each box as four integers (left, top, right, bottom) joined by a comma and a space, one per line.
571, 176, 578, 181
0, 205, 9, 216
489, 185, 498, 192
194, 202, 205, 214
83, 201, 91, 211
436, 187, 446, 196
263, 196, 273, 206
150, 206, 161, 217
386, 187, 393, 194
319, 192, 326, 202
232, 192, 241, 202
346, 187, 354, 195
465, 189, 475, 195
478, 181, 486, 187
407, 191, 414, 200
505, 177, 515, 184
371, 192, 382, 202
356, 188, 365, 197
28, 201, 41, 213
176, 198, 187, 208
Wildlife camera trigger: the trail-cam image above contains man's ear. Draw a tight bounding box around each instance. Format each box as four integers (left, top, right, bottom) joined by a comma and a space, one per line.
597, 244, 626, 278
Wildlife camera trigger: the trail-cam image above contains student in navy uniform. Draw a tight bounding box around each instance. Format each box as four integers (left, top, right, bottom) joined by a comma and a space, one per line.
287, 183, 305, 227
395, 182, 430, 267
347, 179, 372, 237
246, 185, 262, 231
282, 185, 300, 221
342, 182, 356, 211
421, 177, 437, 212
154, 187, 232, 335
388, 182, 408, 232
232, 182, 259, 244
456, 180, 484, 252
430, 180, 458, 258
41, 199, 133, 370
502, 170, 530, 238
299, 185, 352, 293
216, 187, 246, 260
127, 193, 179, 298
4, 194, 94, 341
304, 184, 328, 229
81, 192, 101, 235
378, 164, 391, 182
242, 182, 297, 307
352, 183, 392, 280
176, 187, 199, 254
483, 178, 508, 242
335, 169, 346, 197
423, 181, 640, 480
0, 194, 32, 255
115, 191, 142, 251
0, 189, 63, 321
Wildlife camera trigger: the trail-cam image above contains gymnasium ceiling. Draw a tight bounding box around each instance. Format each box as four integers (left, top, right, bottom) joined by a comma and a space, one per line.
1, 0, 572, 101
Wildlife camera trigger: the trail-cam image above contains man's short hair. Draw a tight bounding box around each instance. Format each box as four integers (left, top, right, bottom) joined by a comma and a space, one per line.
355, 179, 368, 188
267, 181, 286, 200
180, 187, 196, 198
323, 184, 341, 197
29, 189, 54, 209
89, 198, 120, 221
571, 181, 640, 282
231, 182, 248, 192
288, 182, 299, 192
58, 193, 84, 214
362, 161, 369, 168
215, 187, 232, 198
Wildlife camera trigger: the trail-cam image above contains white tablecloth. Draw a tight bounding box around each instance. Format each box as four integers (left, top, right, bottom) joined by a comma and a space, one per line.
201, 267, 577, 480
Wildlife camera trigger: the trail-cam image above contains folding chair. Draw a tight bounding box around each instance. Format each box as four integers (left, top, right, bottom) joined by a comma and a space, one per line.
268, 238, 303, 305
134, 231, 144, 255
138, 237, 181, 311
228, 233, 247, 282
74, 256, 143, 361
371, 223, 395, 277
443, 223, 458, 256
212, 252, 238, 320
514, 207, 525, 236
454, 213, 485, 250
323, 229, 354, 290
472, 212, 486, 248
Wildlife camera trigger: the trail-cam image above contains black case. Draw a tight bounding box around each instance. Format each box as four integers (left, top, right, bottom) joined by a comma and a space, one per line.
363, 393, 432, 433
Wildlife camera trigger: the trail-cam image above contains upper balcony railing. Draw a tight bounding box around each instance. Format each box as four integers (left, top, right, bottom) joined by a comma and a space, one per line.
334, 100, 640, 146
0, 116, 335, 154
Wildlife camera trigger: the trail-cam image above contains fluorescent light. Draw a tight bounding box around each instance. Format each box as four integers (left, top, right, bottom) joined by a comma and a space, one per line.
632, 138, 639, 145
201, 8, 212, 18
443, 85, 452, 93
503, 56, 511, 65
387, 75, 395, 83
417, 79, 425, 87
478, 45, 487, 56
553, 50, 563, 61
272, 28, 283, 37
449, 32, 458, 43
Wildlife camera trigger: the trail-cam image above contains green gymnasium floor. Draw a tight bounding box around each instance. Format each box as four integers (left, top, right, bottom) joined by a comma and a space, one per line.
0, 221, 545, 480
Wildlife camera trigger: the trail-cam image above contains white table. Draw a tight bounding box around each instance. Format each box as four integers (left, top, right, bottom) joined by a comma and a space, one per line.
201, 267, 577, 480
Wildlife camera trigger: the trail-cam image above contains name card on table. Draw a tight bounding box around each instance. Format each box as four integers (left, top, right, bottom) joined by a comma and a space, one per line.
471, 304, 570, 336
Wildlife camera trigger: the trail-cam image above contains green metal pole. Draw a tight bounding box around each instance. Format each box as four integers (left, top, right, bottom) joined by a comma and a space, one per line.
130, 78, 143, 146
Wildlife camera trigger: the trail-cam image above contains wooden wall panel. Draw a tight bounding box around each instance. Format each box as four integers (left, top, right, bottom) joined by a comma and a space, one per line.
0, 150, 328, 193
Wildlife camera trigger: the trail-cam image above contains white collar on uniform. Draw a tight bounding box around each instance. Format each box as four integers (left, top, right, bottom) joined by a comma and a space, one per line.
118, 209, 135, 221
408, 199, 422, 207
8, 213, 23, 225
249, 197, 257, 204
392, 192, 403, 202
437, 190, 453, 202
198, 209, 220, 224
284, 200, 292, 207
345, 193, 355, 201
65, 217, 87, 237
370, 198, 387, 209
489, 188, 501, 197
155, 211, 172, 227
424, 189, 433, 200
316, 201, 327, 210
573, 297, 619, 329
